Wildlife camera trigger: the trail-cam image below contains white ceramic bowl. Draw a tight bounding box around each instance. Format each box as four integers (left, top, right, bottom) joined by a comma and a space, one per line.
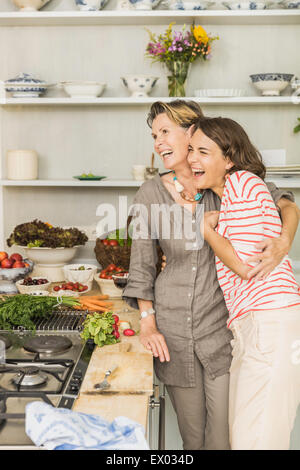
50, 289, 79, 297
60, 81, 106, 98
222, 0, 271, 8
16, 277, 51, 294
12, 0, 51, 11
63, 263, 98, 288
94, 273, 122, 298
29, 290, 50, 296
167, 0, 215, 8
250, 73, 294, 96
121, 75, 159, 98
194, 88, 246, 97
21, 246, 79, 266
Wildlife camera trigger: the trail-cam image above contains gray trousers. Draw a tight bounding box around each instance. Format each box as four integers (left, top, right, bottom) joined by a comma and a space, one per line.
166, 355, 230, 450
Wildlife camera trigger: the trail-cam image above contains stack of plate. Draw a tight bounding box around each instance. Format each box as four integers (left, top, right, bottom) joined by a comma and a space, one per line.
194, 89, 246, 97
266, 165, 300, 177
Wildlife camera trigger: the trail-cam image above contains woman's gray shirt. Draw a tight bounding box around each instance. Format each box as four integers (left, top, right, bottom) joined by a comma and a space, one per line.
122, 174, 294, 387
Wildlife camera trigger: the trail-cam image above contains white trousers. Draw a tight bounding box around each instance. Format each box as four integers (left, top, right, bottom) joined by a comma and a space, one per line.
229, 306, 300, 450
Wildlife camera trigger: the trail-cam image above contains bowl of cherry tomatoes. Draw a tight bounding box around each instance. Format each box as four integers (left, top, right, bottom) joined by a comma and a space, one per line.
94, 264, 128, 298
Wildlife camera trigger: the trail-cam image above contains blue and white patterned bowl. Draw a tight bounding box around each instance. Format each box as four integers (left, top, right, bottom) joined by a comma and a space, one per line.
128, 0, 161, 9
167, 0, 215, 9
121, 74, 159, 98
250, 73, 294, 96
222, 1, 272, 8
5, 73, 53, 98
74, 0, 108, 10
278, 0, 300, 7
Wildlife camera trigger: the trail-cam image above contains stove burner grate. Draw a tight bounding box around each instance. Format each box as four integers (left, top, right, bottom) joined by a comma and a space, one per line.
23, 335, 72, 354
12, 367, 48, 387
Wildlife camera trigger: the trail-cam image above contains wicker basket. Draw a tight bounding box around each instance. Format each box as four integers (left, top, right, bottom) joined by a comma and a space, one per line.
94, 216, 163, 273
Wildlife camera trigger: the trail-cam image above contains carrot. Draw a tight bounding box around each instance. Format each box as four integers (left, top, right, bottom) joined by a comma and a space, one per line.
79, 300, 107, 312
84, 300, 113, 307
79, 298, 113, 308
82, 295, 109, 300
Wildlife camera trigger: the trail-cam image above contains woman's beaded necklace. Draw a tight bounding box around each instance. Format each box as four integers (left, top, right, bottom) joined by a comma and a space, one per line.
172, 171, 203, 203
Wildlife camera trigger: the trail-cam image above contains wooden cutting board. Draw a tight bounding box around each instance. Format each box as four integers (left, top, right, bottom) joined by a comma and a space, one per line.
80, 350, 153, 395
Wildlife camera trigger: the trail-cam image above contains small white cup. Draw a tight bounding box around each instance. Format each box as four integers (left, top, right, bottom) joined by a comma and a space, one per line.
132, 165, 146, 181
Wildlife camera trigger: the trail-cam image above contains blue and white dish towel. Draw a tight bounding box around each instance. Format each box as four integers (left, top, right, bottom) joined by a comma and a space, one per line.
25, 402, 149, 450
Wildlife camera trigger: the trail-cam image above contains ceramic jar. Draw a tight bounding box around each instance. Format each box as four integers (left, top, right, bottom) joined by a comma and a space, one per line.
6, 150, 38, 180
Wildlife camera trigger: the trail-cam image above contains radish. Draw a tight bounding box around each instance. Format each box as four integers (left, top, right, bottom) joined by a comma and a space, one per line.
123, 329, 135, 336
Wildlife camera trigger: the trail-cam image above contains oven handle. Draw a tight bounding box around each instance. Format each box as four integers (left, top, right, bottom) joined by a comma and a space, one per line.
149, 384, 165, 450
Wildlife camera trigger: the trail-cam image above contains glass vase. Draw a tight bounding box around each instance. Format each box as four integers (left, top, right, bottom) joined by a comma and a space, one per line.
166, 61, 190, 97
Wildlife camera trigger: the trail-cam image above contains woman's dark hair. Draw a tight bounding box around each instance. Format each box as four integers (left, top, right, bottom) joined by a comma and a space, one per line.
146, 100, 204, 129
191, 116, 266, 180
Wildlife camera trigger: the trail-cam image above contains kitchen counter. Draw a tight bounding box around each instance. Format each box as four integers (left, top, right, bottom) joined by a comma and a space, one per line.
72, 296, 153, 434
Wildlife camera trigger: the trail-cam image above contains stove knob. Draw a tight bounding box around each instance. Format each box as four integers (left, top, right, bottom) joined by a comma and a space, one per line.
70, 382, 80, 392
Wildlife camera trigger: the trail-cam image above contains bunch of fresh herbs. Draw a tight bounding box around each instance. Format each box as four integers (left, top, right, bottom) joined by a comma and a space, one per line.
80, 312, 120, 347
0, 294, 80, 331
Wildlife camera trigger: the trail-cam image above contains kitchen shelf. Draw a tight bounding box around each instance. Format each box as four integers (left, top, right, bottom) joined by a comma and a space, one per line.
1, 177, 300, 188
0, 179, 143, 187
0, 10, 299, 26
265, 176, 300, 188
1, 96, 300, 106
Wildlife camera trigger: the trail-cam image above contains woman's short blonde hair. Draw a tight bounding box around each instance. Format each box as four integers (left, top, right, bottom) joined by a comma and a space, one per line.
147, 100, 204, 129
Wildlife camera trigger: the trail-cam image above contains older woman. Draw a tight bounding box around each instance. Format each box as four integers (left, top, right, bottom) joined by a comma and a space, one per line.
122, 100, 299, 450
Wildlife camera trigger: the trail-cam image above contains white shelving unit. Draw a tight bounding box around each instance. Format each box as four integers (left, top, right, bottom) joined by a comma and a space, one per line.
1, 176, 299, 188
0, 7, 299, 253
0, 10, 299, 26
0, 178, 143, 187
1, 96, 300, 106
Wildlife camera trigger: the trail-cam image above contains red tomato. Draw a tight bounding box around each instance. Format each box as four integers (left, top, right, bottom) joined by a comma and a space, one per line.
106, 264, 117, 272
102, 239, 110, 246
100, 273, 107, 279
108, 240, 119, 247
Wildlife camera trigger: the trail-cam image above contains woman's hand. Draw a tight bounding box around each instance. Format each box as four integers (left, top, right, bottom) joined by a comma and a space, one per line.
161, 255, 167, 271
140, 316, 170, 363
201, 211, 220, 239
245, 235, 289, 281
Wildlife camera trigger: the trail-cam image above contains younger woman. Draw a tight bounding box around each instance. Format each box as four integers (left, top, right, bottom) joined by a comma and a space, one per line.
187, 116, 300, 450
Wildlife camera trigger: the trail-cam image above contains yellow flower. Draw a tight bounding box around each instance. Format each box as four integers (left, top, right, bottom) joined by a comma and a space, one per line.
192, 25, 209, 44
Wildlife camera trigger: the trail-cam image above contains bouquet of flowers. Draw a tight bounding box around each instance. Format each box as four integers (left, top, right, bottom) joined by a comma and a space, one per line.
145, 23, 219, 97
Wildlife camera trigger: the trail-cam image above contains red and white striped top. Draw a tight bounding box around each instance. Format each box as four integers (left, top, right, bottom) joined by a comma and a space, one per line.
215, 170, 300, 328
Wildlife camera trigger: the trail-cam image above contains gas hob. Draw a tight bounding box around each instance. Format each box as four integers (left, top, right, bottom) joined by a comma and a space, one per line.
0, 309, 94, 448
